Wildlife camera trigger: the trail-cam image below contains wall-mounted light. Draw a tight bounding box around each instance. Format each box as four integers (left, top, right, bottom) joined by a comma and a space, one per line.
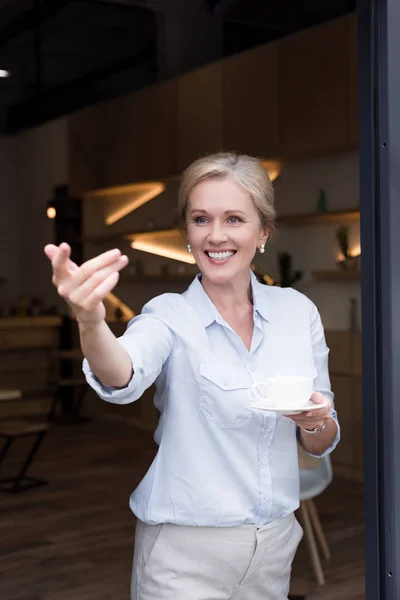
261, 160, 282, 182
128, 229, 196, 265
47, 206, 56, 219
86, 182, 166, 226
0, 69, 10, 78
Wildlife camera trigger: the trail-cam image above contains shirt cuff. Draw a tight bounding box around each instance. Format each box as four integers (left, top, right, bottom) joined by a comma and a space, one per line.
82, 350, 146, 404
297, 407, 340, 459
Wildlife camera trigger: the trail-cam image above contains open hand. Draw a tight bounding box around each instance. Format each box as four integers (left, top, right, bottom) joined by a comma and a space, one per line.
44, 242, 128, 326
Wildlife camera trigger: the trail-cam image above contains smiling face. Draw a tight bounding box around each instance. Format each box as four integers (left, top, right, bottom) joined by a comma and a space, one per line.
186, 177, 268, 285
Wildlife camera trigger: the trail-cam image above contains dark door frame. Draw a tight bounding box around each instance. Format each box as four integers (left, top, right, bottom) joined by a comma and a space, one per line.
358, 0, 400, 598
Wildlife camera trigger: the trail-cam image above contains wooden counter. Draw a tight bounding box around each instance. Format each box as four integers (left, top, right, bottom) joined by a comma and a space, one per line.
0, 316, 61, 419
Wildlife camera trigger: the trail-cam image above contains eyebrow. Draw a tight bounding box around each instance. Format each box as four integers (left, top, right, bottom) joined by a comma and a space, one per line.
190, 209, 247, 216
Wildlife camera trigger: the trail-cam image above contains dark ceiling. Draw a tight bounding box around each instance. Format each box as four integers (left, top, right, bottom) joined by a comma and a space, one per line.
0, 0, 357, 133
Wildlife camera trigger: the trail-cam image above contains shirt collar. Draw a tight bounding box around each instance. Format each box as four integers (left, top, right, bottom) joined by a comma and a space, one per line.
249, 269, 271, 323
184, 270, 271, 327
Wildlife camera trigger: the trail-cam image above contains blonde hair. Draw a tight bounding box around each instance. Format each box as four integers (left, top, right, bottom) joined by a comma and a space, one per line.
178, 152, 276, 236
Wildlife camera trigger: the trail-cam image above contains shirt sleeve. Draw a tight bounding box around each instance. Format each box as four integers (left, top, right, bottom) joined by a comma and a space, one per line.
297, 301, 341, 458
82, 310, 174, 404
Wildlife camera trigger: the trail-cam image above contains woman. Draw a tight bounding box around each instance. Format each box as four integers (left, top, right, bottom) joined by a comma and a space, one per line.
45, 152, 340, 600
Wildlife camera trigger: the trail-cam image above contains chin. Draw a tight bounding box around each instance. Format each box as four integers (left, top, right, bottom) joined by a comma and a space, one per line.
199, 263, 247, 285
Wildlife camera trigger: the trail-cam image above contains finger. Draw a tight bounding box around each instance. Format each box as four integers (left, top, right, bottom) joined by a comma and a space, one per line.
70, 248, 123, 287
310, 392, 325, 405
78, 271, 120, 312
44, 244, 58, 260
304, 408, 331, 419
68, 256, 128, 304
51, 244, 79, 285
52, 243, 72, 276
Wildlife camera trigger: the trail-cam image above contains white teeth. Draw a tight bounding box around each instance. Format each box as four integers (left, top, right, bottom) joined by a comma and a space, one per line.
207, 251, 235, 261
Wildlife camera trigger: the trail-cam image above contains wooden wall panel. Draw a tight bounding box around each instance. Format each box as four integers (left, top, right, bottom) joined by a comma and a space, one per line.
347, 14, 359, 144
352, 376, 363, 469
68, 103, 110, 195
325, 330, 352, 374
351, 332, 362, 375
133, 80, 178, 181
223, 43, 280, 158
177, 63, 223, 171
330, 375, 354, 468
279, 18, 349, 156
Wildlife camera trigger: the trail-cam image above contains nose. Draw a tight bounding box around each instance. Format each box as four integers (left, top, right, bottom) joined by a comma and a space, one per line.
207, 221, 228, 245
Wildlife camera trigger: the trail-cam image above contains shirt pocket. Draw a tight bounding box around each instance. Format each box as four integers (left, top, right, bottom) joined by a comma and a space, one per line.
198, 362, 252, 429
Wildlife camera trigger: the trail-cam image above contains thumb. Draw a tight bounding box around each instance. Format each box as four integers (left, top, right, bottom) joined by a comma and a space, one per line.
311, 391, 324, 404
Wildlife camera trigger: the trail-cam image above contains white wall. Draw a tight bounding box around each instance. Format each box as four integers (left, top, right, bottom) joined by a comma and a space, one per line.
255, 150, 361, 330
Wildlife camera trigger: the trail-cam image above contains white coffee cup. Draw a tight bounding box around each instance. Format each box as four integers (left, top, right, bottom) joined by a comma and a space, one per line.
251, 376, 314, 408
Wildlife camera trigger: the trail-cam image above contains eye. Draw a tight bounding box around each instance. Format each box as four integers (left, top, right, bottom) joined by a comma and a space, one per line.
227, 216, 242, 224
194, 216, 208, 224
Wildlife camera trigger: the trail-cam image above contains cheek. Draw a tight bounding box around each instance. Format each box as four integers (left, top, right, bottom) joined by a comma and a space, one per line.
186, 225, 203, 247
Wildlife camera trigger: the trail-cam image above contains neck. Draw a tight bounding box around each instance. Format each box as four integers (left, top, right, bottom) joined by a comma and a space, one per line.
201, 270, 253, 312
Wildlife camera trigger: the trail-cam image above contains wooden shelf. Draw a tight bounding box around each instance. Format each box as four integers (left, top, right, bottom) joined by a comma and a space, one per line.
278, 209, 360, 225
312, 269, 361, 281
85, 226, 183, 244
119, 274, 195, 285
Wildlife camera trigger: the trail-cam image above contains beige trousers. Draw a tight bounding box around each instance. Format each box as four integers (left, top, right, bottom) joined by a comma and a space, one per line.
131, 513, 303, 600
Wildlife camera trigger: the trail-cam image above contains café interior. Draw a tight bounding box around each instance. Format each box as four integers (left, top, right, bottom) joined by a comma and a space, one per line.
0, 2, 363, 599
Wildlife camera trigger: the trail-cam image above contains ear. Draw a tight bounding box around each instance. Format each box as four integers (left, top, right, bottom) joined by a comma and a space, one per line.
261, 230, 269, 245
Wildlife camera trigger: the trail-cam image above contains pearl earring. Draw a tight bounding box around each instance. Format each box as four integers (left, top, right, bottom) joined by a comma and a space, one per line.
259, 243, 265, 254
187, 244, 192, 253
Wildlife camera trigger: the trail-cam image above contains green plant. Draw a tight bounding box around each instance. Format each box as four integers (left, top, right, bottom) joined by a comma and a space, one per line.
278, 252, 303, 288
336, 225, 349, 259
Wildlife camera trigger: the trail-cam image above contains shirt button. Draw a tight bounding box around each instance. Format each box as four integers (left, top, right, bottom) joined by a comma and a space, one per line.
222, 377, 229, 386
248, 365, 256, 372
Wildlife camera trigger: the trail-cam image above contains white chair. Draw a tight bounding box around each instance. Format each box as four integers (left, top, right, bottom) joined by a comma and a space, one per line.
297, 448, 333, 585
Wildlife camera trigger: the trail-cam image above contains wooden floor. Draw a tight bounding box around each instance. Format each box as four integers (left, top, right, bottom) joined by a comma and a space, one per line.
0, 418, 365, 600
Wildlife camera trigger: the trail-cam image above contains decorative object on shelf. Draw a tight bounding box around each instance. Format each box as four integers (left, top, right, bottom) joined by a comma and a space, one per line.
349, 297, 359, 332
251, 264, 280, 287
114, 306, 124, 321
278, 252, 303, 288
336, 225, 349, 259
317, 188, 328, 213
336, 225, 361, 270
29, 296, 43, 317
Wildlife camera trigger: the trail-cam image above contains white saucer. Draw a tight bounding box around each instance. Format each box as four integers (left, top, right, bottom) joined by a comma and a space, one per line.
251, 397, 330, 415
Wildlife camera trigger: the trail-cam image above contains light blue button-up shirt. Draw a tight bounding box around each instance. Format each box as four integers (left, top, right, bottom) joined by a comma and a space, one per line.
83, 271, 339, 527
